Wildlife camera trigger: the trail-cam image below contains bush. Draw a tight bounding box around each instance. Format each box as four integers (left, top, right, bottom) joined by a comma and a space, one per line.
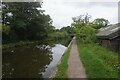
75, 26, 99, 43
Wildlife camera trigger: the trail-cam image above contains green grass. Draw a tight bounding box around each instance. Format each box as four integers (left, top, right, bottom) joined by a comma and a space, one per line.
2, 41, 39, 49
55, 44, 71, 78
77, 41, 119, 78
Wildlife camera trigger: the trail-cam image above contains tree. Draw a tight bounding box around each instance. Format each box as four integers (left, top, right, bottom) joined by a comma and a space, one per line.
72, 13, 91, 27
60, 26, 74, 34
2, 25, 11, 43
71, 14, 99, 43
2, 2, 52, 42
92, 18, 109, 29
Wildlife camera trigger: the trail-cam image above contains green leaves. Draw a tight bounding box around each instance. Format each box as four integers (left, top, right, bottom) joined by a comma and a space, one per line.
2, 2, 52, 43
72, 14, 108, 43
92, 18, 109, 29
2, 24, 11, 35
72, 14, 100, 43
76, 26, 98, 43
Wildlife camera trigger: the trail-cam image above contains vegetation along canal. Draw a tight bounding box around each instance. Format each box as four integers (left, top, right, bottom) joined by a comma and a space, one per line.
2, 38, 71, 78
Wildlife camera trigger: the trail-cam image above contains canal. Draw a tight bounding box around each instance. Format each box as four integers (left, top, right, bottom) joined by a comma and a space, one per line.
2, 38, 71, 78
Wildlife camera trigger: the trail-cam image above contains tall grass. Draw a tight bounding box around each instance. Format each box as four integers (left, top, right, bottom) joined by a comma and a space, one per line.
77, 41, 119, 78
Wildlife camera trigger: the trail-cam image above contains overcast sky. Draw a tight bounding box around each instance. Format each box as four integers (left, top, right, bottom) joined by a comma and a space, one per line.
42, 0, 119, 29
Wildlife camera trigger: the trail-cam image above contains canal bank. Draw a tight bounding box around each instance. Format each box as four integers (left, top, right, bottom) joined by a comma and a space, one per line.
2, 38, 71, 78
42, 37, 73, 78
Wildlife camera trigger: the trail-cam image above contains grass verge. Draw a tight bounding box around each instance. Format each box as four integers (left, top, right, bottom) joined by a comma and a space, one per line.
77, 41, 119, 78
2, 41, 39, 50
55, 44, 72, 78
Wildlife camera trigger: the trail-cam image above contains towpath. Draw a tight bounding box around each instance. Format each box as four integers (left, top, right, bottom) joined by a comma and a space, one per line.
67, 37, 87, 78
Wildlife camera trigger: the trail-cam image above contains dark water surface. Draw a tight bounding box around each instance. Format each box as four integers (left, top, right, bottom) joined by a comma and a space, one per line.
2, 42, 67, 78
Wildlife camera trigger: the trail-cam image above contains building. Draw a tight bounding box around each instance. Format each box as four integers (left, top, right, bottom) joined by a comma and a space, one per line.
96, 23, 120, 51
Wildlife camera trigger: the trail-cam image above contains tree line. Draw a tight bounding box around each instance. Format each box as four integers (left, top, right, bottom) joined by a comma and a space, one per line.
71, 13, 109, 43
2, 2, 109, 44
2, 2, 52, 43
2, 2, 72, 44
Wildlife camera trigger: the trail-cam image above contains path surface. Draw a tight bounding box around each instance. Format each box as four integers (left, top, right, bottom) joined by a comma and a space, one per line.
67, 37, 87, 78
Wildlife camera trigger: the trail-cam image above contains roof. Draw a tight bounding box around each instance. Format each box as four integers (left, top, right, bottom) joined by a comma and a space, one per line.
96, 23, 120, 39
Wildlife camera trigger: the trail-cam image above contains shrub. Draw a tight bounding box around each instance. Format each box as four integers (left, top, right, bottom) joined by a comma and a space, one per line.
75, 26, 99, 43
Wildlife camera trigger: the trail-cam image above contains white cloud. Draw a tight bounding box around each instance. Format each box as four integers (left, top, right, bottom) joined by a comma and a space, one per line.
42, 0, 119, 29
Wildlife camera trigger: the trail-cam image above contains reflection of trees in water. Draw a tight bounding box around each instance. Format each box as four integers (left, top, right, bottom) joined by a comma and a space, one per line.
44, 38, 72, 47
54, 38, 71, 47
2, 45, 53, 78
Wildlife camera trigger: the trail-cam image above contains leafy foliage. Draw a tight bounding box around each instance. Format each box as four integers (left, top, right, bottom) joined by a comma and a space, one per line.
60, 26, 74, 34
2, 2, 52, 43
72, 13, 91, 25
2, 24, 11, 42
2, 2, 73, 44
75, 26, 98, 43
92, 18, 109, 29
72, 14, 109, 43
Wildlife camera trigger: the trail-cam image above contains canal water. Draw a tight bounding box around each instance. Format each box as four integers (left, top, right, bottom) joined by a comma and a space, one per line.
2, 39, 70, 78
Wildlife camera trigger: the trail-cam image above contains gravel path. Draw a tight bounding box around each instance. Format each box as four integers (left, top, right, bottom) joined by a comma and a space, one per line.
67, 37, 87, 78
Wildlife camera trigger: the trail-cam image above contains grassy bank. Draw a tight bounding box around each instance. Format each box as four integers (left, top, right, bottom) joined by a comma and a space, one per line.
2, 41, 41, 50
77, 41, 119, 78
2, 37, 72, 50
55, 44, 72, 78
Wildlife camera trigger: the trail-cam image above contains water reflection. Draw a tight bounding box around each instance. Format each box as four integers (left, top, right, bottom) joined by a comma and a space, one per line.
43, 44, 67, 78
2, 45, 52, 78
2, 44, 67, 78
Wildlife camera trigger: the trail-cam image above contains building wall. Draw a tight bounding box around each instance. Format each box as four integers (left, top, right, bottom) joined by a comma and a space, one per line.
101, 40, 110, 48
100, 36, 120, 52
111, 36, 120, 51
110, 38, 119, 51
